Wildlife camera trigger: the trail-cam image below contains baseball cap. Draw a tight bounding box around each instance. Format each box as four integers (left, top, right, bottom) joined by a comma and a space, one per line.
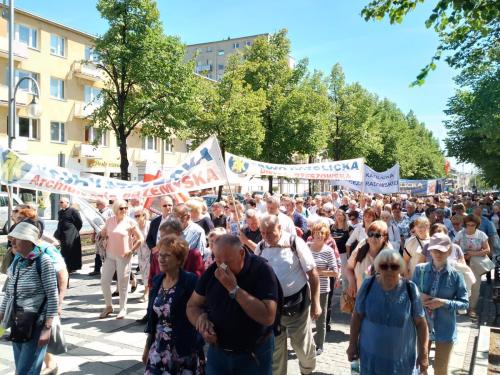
428, 233, 451, 252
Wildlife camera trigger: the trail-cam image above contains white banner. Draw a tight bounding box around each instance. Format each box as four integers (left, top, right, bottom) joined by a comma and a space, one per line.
332, 164, 400, 194
0, 137, 227, 200
225, 152, 365, 182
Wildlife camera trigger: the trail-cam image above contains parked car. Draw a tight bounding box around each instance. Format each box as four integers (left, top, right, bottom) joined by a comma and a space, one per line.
0, 192, 24, 234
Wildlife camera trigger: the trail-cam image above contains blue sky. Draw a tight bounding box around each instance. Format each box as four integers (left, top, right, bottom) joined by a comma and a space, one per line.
17, 0, 470, 171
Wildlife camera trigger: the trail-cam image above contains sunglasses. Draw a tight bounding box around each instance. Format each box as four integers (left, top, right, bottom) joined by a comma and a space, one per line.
162, 204, 173, 208
379, 263, 400, 271
119, 207, 129, 211
367, 231, 384, 239
134, 214, 142, 218
13, 209, 19, 213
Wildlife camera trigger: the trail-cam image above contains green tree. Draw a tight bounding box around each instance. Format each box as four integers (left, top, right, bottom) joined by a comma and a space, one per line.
239, 30, 331, 191
327, 63, 381, 161
361, 0, 500, 85
445, 70, 500, 186
91, 0, 195, 179
186, 58, 266, 159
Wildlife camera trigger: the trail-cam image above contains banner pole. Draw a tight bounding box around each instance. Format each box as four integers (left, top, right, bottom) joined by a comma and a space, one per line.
213, 138, 242, 228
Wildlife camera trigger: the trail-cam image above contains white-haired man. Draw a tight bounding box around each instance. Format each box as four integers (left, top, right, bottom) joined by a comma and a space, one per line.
266, 195, 296, 235
256, 214, 321, 375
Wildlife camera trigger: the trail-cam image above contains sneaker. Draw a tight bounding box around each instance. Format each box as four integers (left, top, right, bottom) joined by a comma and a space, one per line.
88, 271, 100, 276
316, 348, 323, 356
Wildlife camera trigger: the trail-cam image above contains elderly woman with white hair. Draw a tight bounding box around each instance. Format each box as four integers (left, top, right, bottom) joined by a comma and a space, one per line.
347, 249, 429, 374
99, 199, 144, 319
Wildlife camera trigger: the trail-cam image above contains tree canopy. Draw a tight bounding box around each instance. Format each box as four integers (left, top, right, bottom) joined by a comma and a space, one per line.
91, 0, 195, 179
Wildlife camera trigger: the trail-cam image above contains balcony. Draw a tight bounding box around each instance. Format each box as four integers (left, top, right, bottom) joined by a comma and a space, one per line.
132, 148, 159, 163
74, 101, 100, 119
73, 143, 102, 159
72, 61, 103, 81
195, 64, 212, 73
0, 84, 29, 107
0, 37, 28, 61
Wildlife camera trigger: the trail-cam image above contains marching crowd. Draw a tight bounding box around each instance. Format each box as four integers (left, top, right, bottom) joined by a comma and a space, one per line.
1, 189, 500, 374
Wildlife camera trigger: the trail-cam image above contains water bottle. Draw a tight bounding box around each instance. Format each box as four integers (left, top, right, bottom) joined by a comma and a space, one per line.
350, 360, 360, 374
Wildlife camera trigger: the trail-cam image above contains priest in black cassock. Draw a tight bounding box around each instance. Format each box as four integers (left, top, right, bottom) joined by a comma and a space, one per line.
55, 197, 83, 272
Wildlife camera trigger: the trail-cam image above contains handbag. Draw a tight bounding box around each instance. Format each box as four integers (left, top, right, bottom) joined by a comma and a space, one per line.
9, 258, 46, 343
340, 291, 355, 314
47, 316, 67, 354
470, 255, 495, 275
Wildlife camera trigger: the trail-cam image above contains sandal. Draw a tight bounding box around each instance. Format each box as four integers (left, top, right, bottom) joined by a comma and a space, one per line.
99, 307, 113, 319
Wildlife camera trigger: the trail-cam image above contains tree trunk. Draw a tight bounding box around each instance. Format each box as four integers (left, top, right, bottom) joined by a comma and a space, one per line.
268, 176, 273, 194
118, 131, 129, 181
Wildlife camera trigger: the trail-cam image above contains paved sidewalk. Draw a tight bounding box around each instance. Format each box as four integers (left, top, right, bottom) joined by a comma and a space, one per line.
0, 255, 475, 374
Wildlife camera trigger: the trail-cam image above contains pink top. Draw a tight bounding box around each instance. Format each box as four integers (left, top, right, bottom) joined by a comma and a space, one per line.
105, 216, 137, 257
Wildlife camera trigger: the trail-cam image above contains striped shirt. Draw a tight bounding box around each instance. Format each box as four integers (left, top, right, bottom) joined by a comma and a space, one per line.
0, 254, 58, 322
310, 245, 338, 294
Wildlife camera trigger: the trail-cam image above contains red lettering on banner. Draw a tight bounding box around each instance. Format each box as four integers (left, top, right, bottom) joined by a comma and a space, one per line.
182, 175, 194, 189
191, 172, 206, 186
206, 168, 218, 182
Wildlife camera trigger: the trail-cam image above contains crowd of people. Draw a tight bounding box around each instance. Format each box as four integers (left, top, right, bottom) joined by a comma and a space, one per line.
0, 189, 499, 374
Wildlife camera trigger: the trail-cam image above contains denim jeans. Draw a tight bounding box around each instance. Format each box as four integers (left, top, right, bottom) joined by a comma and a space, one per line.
13, 325, 48, 375
206, 335, 274, 375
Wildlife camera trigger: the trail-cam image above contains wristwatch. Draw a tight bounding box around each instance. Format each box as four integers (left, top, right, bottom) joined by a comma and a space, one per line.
229, 285, 240, 299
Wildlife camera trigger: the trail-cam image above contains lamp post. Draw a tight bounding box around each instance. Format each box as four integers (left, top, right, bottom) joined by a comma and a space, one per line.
5, 0, 42, 231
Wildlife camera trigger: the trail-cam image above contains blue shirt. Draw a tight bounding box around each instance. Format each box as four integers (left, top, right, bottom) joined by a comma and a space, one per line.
355, 277, 424, 374
412, 262, 468, 342
479, 216, 496, 238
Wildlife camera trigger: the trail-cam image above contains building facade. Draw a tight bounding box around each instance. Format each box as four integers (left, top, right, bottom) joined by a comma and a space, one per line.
0, 7, 188, 206
186, 34, 269, 81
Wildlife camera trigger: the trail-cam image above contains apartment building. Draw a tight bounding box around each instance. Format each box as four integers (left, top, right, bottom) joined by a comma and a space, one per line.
185, 34, 269, 81
0, 7, 188, 197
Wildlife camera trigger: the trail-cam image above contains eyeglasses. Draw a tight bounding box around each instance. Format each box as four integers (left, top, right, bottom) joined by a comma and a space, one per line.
367, 231, 384, 239
134, 214, 142, 218
59, 201, 65, 204
119, 207, 129, 211
162, 204, 173, 208
379, 263, 400, 271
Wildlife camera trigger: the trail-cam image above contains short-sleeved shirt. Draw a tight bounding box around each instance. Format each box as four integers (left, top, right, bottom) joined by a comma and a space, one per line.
242, 227, 262, 252
183, 221, 207, 257
347, 241, 378, 291
278, 212, 296, 235
330, 226, 352, 254
257, 232, 316, 297
404, 236, 430, 276
454, 229, 488, 253
105, 216, 138, 257
195, 251, 278, 351
310, 244, 337, 293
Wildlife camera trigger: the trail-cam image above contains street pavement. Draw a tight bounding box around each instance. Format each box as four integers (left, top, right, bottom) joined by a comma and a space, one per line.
0, 253, 475, 375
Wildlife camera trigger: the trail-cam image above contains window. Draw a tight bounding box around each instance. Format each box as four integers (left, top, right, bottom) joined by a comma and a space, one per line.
142, 136, 158, 151
15, 24, 37, 49
218, 64, 224, 71
217, 49, 224, 56
15, 70, 39, 94
84, 45, 99, 62
164, 139, 173, 153
233, 42, 240, 49
50, 78, 64, 99
50, 122, 65, 143
245, 41, 252, 47
84, 85, 102, 105
50, 34, 65, 56
206, 46, 212, 52
18, 117, 38, 140
85, 126, 108, 147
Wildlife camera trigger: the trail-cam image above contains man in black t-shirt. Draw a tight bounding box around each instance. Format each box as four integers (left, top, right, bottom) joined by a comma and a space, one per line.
210, 202, 227, 229
187, 235, 278, 375
240, 209, 262, 252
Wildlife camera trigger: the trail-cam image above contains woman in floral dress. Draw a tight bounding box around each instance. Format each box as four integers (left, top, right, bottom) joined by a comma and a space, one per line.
143, 235, 205, 375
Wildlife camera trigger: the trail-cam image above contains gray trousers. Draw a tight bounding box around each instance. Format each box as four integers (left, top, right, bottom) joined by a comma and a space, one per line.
272, 291, 316, 375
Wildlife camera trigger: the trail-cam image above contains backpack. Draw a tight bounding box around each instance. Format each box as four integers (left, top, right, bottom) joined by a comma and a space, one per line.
255, 235, 298, 336
363, 275, 415, 309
